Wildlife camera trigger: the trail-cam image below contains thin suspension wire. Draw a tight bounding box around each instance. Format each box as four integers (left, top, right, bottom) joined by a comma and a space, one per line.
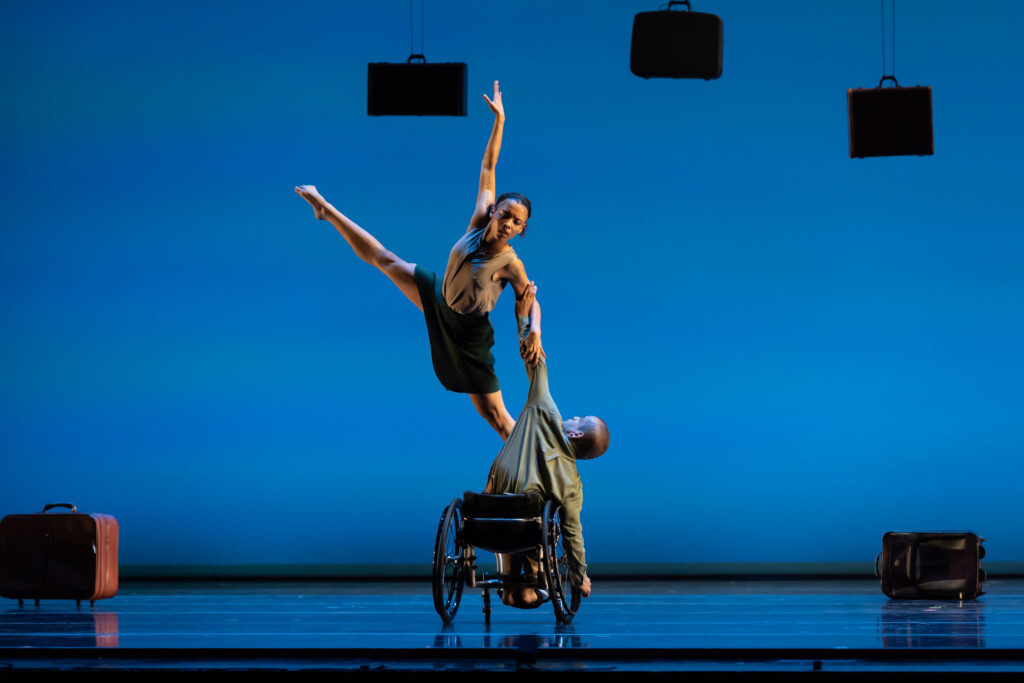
409, 0, 426, 57
892, 0, 896, 79
880, 0, 898, 80
880, 0, 888, 77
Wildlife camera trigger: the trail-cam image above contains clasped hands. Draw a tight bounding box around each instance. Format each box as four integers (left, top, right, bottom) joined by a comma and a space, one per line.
515, 281, 545, 367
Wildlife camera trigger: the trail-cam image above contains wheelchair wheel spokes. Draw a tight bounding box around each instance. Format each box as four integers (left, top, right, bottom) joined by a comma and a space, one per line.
432, 498, 465, 623
556, 553, 582, 613
542, 499, 579, 624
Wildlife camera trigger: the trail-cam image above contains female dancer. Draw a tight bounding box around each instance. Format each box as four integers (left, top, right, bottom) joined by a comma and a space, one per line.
296, 81, 543, 440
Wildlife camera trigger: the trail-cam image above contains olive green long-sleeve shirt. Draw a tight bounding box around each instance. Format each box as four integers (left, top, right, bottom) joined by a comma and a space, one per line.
485, 357, 587, 586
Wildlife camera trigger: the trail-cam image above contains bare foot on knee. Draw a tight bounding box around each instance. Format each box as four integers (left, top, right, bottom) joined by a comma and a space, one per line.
295, 185, 326, 220
520, 588, 539, 607
502, 588, 540, 608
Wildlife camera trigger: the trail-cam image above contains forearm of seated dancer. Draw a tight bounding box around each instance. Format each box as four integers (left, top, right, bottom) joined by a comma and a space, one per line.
560, 502, 590, 595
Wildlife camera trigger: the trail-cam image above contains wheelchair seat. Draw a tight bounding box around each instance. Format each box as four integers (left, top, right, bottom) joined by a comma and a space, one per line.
462, 491, 545, 554
462, 491, 544, 517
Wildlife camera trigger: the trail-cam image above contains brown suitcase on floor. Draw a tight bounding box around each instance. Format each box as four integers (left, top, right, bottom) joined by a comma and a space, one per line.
0, 503, 119, 606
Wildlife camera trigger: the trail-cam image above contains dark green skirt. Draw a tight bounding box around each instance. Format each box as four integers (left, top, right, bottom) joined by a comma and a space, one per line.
414, 265, 500, 395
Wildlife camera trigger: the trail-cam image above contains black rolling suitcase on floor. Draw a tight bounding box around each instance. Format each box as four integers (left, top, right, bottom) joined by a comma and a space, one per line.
876, 531, 985, 599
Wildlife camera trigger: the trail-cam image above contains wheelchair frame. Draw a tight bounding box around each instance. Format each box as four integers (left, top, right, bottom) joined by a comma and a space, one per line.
431, 494, 583, 624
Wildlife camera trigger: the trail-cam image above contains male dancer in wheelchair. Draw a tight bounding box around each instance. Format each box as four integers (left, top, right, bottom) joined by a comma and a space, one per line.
482, 283, 610, 608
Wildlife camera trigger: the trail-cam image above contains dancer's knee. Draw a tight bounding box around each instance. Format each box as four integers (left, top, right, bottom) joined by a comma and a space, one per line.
471, 394, 512, 438
375, 249, 415, 280
372, 248, 399, 270
480, 403, 508, 431
484, 403, 504, 425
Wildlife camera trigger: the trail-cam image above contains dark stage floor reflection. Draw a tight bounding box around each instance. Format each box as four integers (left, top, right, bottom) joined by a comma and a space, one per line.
1, 579, 1022, 672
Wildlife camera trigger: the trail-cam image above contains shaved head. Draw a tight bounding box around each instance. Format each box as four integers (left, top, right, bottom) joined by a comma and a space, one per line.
576, 416, 609, 460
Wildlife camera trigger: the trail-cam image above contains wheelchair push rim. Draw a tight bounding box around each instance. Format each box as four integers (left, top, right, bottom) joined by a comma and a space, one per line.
432, 498, 465, 623
542, 499, 582, 623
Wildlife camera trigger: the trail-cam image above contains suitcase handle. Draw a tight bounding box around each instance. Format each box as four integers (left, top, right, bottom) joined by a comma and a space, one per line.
874, 552, 882, 579
41, 503, 77, 513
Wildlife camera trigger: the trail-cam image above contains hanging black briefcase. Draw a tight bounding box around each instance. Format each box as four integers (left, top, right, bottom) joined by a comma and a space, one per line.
875, 531, 985, 599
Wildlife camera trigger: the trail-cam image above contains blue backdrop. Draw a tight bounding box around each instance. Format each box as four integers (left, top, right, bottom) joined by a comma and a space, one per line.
2, 1, 1021, 569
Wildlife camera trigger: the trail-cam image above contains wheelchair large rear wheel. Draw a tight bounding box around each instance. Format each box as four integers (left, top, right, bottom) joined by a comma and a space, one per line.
432, 498, 465, 623
542, 499, 582, 623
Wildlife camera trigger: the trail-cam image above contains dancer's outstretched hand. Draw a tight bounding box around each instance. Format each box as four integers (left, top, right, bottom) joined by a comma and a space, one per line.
521, 331, 545, 367
483, 80, 504, 119
295, 185, 326, 220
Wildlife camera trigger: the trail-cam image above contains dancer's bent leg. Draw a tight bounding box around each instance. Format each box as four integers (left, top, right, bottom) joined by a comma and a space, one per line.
470, 391, 514, 441
296, 185, 421, 311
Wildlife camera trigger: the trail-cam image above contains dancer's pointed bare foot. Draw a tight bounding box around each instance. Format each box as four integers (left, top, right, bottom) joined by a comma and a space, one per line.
295, 185, 327, 220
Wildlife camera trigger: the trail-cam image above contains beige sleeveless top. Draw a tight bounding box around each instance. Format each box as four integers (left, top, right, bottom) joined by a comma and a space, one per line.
442, 225, 517, 316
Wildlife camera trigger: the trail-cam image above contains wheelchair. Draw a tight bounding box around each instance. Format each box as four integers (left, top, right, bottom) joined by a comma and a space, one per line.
432, 491, 583, 624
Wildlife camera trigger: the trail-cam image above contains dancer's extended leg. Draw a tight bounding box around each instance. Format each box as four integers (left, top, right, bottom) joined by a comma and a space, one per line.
470, 391, 514, 441
295, 185, 421, 311
297, 185, 515, 440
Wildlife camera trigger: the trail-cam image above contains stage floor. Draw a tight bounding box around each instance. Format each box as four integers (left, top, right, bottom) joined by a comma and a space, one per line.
2, 578, 1023, 673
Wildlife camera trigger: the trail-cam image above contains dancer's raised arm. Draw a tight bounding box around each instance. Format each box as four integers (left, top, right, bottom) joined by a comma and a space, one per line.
470, 80, 505, 228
